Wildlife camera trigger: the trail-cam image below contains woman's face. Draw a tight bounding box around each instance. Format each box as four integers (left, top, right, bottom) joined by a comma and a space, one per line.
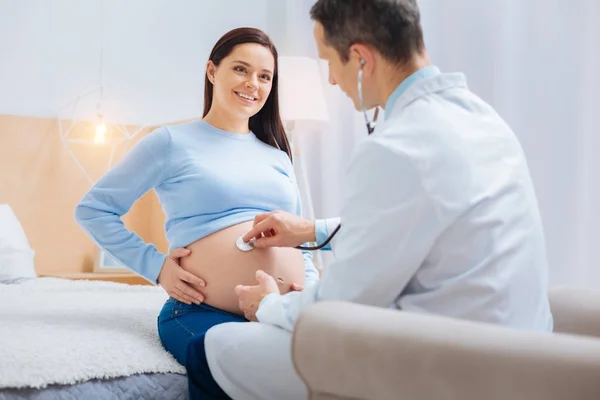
207, 43, 275, 121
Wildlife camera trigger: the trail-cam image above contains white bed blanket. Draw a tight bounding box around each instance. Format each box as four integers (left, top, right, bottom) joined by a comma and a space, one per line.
0, 278, 186, 389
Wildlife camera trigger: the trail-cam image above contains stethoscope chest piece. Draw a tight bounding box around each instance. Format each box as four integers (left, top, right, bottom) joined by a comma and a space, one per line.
236, 235, 255, 252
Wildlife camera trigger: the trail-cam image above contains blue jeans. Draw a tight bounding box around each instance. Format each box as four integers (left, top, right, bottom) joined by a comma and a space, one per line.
158, 297, 247, 399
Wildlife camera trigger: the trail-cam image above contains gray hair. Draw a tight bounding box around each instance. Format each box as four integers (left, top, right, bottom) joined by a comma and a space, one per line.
310, 0, 425, 65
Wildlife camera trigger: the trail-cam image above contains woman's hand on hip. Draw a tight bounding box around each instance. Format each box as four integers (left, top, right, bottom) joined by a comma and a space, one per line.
242, 211, 316, 248
158, 248, 206, 305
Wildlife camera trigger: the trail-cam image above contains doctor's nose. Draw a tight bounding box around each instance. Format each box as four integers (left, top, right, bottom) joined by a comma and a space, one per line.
328, 69, 337, 86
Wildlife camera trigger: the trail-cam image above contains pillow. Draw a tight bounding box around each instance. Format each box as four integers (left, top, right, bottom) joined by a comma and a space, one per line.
0, 204, 36, 283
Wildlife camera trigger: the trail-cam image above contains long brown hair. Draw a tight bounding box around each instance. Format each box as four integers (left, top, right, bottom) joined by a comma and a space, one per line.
203, 27, 292, 161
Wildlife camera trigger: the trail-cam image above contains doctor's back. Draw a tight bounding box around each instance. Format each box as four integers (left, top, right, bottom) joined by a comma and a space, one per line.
375, 73, 553, 331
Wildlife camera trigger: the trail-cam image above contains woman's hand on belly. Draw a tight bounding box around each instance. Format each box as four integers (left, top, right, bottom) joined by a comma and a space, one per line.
158, 248, 207, 305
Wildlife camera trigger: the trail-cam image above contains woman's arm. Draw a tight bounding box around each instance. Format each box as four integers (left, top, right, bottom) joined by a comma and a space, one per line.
74, 127, 171, 283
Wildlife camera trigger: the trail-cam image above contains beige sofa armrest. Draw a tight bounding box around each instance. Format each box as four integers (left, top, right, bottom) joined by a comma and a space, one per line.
550, 286, 600, 337
292, 302, 600, 400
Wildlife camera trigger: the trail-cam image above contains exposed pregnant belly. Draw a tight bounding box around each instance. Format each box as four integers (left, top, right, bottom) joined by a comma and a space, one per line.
180, 220, 306, 315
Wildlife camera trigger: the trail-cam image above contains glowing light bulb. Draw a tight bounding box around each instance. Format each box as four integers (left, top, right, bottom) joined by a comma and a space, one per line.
94, 122, 107, 144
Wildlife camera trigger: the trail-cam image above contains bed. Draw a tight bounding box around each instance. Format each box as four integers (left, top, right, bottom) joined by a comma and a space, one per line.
0, 205, 188, 400
0, 372, 186, 400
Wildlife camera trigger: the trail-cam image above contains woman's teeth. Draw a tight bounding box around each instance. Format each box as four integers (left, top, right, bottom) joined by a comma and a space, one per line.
236, 92, 255, 101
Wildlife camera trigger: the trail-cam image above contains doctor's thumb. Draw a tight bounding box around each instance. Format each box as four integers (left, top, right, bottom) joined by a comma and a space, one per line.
251, 237, 266, 248
234, 285, 245, 295
255, 270, 271, 283
254, 236, 279, 249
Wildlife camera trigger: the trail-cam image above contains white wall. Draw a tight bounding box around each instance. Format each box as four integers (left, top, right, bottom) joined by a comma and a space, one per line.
0, 0, 272, 125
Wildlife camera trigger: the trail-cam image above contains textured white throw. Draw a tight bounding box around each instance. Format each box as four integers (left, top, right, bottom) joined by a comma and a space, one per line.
0, 278, 186, 389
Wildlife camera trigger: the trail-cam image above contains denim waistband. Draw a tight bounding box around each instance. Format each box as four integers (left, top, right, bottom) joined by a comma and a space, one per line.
167, 296, 244, 319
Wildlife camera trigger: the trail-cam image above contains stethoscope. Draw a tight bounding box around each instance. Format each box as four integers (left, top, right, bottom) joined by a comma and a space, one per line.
236, 223, 341, 252
236, 58, 379, 253
357, 58, 380, 135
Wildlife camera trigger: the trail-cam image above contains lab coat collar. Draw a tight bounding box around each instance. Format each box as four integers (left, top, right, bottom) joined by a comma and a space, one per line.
383, 70, 469, 122
384, 65, 441, 118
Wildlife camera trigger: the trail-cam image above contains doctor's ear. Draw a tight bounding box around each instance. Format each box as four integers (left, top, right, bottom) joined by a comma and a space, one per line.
350, 43, 373, 71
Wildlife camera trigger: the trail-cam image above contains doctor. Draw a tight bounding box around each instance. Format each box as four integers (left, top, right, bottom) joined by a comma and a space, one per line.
198, 0, 553, 398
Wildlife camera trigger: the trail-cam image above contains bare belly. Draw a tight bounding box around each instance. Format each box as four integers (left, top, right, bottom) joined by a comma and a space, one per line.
180, 220, 306, 315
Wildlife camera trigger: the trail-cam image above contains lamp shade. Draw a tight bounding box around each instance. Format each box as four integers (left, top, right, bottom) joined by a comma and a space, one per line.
277, 56, 329, 126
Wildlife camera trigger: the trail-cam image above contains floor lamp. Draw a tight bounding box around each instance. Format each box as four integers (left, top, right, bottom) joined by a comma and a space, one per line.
278, 56, 329, 268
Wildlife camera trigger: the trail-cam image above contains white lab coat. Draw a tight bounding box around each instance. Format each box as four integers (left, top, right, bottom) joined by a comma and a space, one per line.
205, 70, 553, 400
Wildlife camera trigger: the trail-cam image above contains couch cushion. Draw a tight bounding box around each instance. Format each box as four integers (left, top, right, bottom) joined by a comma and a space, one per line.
550, 286, 600, 338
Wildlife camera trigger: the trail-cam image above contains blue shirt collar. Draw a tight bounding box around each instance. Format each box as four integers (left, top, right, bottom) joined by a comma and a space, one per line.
384, 65, 441, 119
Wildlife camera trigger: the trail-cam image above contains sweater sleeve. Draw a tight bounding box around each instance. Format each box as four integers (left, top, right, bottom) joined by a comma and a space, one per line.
74, 127, 171, 283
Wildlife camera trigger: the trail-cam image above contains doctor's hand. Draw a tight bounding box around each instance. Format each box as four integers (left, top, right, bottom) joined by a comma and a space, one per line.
158, 248, 206, 305
235, 270, 281, 321
242, 211, 315, 248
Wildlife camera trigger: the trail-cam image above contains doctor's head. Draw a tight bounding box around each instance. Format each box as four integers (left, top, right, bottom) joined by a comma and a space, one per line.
203, 28, 291, 159
310, 0, 426, 110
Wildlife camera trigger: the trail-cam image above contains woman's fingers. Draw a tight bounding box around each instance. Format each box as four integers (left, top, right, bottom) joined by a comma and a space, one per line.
175, 282, 204, 304
179, 269, 206, 288
169, 247, 191, 259
172, 287, 194, 305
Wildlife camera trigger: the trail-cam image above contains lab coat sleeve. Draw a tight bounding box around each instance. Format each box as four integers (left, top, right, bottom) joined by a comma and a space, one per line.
314, 217, 341, 252
256, 137, 444, 331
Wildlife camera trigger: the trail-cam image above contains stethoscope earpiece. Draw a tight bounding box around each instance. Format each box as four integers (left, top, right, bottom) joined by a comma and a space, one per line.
357, 58, 379, 135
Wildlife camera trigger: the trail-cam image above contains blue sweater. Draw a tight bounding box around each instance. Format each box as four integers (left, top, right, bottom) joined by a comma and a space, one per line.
74, 120, 319, 284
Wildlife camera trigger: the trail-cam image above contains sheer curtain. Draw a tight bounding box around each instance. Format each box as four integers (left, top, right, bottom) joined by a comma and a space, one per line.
267, 0, 371, 268
419, 0, 600, 288
274, 0, 600, 287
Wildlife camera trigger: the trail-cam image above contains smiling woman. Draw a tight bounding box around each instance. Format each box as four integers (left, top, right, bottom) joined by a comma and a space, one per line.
203, 44, 273, 128
73, 27, 318, 398
202, 29, 287, 149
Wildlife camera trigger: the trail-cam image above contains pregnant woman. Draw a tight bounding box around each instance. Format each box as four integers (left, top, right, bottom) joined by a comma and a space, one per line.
74, 27, 318, 399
